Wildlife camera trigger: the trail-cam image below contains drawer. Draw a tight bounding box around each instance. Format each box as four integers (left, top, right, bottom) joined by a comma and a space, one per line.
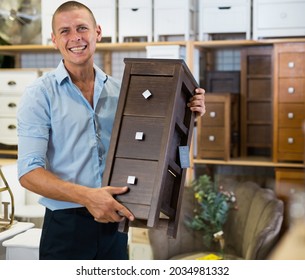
0, 118, 18, 145
201, 103, 225, 126
275, 168, 305, 200
248, 102, 272, 123
0, 70, 38, 93
154, 0, 194, 9
124, 75, 176, 117
108, 158, 158, 219
116, 116, 164, 160
278, 104, 305, 128
256, 2, 305, 30
279, 53, 305, 77
201, 5, 249, 33
200, 127, 225, 151
202, 0, 249, 6
278, 128, 304, 153
0, 96, 20, 116
278, 78, 305, 102
154, 9, 191, 35
119, 0, 152, 9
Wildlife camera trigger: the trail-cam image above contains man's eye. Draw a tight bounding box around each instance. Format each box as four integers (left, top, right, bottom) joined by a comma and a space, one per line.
79, 26, 88, 31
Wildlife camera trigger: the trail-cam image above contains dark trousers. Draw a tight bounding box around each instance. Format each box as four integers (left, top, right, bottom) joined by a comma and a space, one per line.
39, 207, 128, 260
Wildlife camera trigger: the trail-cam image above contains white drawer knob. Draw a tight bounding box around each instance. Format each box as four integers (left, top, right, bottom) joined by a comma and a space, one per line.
288, 112, 294, 119
209, 111, 216, 118
209, 135, 215, 142
288, 87, 295, 94
135, 132, 144, 140
142, 89, 152, 99
288, 137, 294, 144
127, 176, 136, 185
288, 62, 295, 68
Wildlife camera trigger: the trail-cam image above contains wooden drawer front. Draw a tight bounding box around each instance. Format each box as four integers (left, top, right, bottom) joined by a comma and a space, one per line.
202, 103, 225, 126
275, 168, 305, 199
248, 78, 271, 99
279, 53, 305, 77
248, 102, 272, 122
109, 158, 158, 219
200, 127, 225, 151
124, 75, 175, 117
0, 96, 20, 116
278, 104, 305, 128
116, 116, 164, 160
0, 118, 17, 145
278, 128, 304, 153
0, 70, 38, 93
278, 78, 305, 102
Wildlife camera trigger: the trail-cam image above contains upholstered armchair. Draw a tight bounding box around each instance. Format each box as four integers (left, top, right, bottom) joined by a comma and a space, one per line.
148, 181, 284, 260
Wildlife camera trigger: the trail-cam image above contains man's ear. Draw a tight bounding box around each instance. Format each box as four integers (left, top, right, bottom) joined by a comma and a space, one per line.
51, 33, 58, 49
96, 25, 102, 42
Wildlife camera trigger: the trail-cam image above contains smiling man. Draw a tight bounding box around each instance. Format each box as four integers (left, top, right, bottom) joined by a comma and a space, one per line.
17, 1, 205, 260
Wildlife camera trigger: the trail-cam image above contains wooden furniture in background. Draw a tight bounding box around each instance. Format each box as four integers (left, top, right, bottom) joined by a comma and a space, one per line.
240, 46, 273, 158
273, 43, 305, 163
197, 92, 239, 161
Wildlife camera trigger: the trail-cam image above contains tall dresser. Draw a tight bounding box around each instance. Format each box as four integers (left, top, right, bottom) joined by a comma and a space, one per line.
102, 58, 198, 237
273, 43, 305, 163
273, 43, 305, 230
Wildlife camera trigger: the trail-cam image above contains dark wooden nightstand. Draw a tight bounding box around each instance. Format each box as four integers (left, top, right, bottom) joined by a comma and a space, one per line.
103, 58, 198, 237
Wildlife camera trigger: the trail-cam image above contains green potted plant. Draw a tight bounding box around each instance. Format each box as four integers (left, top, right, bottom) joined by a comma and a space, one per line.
186, 174, 237, 254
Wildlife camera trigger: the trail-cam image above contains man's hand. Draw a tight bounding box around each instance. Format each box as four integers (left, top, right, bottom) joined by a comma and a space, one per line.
85, 186, 135, 223
187, 88, 206, 117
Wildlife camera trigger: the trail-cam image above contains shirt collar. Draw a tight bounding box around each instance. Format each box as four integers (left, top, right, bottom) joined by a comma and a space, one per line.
54, 60, 108, 86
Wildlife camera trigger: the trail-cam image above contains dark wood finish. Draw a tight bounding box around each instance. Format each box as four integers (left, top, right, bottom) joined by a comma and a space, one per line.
240, 46, 273, 158
102, 58, 198, 237
205, 71, 240, 93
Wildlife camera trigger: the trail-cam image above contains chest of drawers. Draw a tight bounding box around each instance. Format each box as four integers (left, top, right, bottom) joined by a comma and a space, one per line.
274, 43, 305, 162
0, 69, 39, 146
102, 58, 198, 237
197, 92, 239, 161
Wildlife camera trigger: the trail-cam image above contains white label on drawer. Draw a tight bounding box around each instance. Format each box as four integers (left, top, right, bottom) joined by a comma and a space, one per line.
288, 137, 294, 144
142, 89, 152, 99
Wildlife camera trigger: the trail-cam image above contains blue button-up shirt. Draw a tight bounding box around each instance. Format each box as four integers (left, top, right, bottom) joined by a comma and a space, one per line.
17, 60, 120, 210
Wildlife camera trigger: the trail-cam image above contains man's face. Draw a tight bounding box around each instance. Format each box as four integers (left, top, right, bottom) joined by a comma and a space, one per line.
51, 8, 102, 68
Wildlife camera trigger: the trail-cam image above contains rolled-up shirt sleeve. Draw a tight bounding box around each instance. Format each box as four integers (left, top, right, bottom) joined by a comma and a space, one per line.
17, 83, 51, 179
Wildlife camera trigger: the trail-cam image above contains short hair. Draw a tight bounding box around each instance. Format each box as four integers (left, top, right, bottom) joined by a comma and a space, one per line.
52, 1, 97, 33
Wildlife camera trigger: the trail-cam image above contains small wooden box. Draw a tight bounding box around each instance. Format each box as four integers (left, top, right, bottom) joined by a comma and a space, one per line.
197, 92, 239, 160
103, 58, 198, 237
